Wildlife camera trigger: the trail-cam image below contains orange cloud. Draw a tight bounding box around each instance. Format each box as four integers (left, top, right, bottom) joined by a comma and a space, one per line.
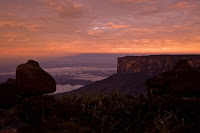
109, 39, 200, 54
126, 27, 172, 33
40, 0, 83, 17
105, 22, 130, 29
0, 21, 40, 31
173, 2, 190, 9
170, 25, 182, 29
23, 25, 41, 31
87, 30, 104, 35
3, 33, 24, 42
112, 0, 153, 3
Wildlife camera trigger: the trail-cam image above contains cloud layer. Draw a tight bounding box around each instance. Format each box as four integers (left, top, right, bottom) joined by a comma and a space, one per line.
0, 0, 200, 58
45, 66, 116, 81
55, 84, 83, 94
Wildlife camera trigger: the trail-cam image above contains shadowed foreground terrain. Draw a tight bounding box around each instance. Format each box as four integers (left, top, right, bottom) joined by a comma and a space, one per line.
0, 93, 200, 133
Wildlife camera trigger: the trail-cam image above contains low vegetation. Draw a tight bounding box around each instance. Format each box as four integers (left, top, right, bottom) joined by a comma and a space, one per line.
4, 93, 197, 133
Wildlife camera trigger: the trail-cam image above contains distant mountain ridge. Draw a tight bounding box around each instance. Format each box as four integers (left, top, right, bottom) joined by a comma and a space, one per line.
65, 55, 200, 96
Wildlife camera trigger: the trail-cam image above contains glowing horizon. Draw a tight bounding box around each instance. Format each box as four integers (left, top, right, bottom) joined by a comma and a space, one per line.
0, 0, 200, 58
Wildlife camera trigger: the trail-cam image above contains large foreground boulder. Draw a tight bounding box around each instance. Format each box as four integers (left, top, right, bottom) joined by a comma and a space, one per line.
0, 79, 17, 108
16, 60, 56, 96
145, 59, 200, 98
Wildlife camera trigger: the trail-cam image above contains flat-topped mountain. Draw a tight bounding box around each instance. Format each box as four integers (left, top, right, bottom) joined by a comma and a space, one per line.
66, 55, 200, 96
118, 55, 200, 76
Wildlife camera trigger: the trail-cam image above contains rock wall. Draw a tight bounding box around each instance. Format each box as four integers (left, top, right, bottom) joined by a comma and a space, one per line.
117, 55, 200, 77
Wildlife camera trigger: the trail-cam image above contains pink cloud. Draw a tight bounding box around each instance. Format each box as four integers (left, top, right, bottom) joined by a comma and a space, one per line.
105, 22, 130, 29
172, 2, 191, 9
39, 0, 84, 17
0, 21, 40, 31
87, 30, 104, 35
126, 27, 172, 33
3, 33, 24, 42
112, 0, 154, 3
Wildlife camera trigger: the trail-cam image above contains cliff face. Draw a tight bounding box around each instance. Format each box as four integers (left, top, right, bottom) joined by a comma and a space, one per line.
117, 55, 200, 77
145, 59, 200, 98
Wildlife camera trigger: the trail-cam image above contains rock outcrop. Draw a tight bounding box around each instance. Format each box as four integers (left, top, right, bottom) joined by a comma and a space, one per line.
0, 60, 56, 108
118, 55, 200, 76
145, 59, 200, 98
0, 79, 17, 108
16, 60, 56, 96
144, 60, 200, 132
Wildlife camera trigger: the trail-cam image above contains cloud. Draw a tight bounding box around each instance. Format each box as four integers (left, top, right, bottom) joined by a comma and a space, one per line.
0, 72, 15, 76
39, 0, 84, 17
87, 22, 130, 36
54, 84, 83, 94
2, 33, 24, 42
105, 22, 130, 29
126, 27, 172, 33
172, 2, 191, 9
112, 0, 154, 4
45, 66, 116, 77
74, 74, 108, 82
87, 30, 104, 35
0, 21, 40, 31
0, 0, 200, 57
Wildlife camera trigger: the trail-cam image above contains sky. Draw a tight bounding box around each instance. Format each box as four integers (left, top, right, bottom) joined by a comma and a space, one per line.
0, 0, 200, 58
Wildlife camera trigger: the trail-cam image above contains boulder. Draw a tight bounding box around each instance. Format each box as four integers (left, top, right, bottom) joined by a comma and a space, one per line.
16, 60, 56, 96
145, 60, 200, 98
173, 59, 192, 73
0, 79, 17, 108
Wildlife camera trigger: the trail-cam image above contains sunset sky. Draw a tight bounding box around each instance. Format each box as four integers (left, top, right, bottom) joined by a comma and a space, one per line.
0, 0, 200, 58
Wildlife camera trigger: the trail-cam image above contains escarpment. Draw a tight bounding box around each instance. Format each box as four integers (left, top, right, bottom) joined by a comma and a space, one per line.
145, 59, 200, 98
117, 55, 200, 77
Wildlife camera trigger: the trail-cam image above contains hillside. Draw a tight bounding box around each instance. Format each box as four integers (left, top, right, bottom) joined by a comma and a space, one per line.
65, 55, 200, 96
65, 73, 148, 96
